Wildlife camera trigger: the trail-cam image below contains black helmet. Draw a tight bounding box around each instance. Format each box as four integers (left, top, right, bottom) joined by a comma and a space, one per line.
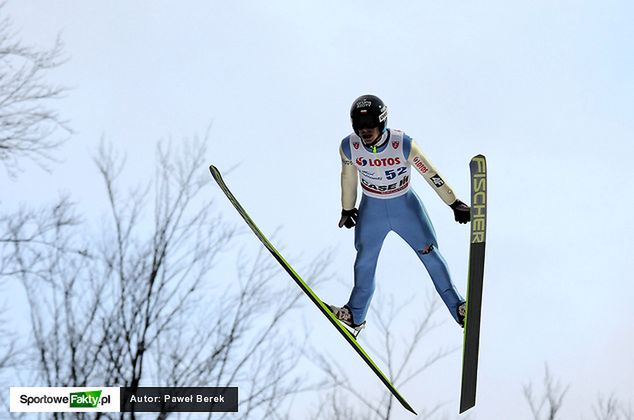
350, 94, 388, 135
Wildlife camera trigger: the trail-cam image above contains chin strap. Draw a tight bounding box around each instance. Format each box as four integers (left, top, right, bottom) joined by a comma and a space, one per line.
365, 131, 388, 153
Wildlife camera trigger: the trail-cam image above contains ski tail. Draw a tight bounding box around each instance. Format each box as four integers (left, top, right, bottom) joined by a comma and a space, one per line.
459, 154, 487, 413
209, 165, 417, 415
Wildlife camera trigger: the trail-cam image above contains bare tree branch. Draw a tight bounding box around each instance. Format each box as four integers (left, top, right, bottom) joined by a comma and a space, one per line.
0, 1, 71, 177
1, 133, 337, 419
523, 363, 570, 420
593, 394, 634, 420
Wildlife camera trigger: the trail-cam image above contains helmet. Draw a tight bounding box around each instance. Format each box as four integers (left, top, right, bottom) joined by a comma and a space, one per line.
350, 95, 388, 135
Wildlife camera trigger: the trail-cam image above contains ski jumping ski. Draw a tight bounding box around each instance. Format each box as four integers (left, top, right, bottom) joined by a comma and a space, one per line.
459, 154, 488, 413
209, 165, 417, 415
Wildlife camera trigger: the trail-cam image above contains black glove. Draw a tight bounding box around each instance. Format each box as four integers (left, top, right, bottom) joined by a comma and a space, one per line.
338, 208, 358, 229
450, 199, 470, 224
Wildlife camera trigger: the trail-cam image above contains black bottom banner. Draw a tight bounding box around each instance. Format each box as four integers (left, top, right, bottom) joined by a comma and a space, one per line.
120, 387, 238, 412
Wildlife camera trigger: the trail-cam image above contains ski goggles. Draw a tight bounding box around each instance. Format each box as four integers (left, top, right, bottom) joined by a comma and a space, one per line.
352, 115, 379, 130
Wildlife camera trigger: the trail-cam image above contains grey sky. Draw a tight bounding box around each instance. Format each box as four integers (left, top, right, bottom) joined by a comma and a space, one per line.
4, 0, 634, 418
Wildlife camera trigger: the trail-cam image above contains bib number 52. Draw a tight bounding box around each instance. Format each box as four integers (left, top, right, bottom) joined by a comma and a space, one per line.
385, 167, 407, 180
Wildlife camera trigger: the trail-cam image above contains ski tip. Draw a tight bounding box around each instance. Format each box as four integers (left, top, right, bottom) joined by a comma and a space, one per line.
459, 403, 474, 414
209, 165, 223, 180
394, 394, 416, 415
469, 155, 487, 173
396, 400, 417, 415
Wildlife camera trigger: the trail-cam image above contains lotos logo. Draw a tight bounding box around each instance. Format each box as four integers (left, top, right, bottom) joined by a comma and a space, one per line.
355, 157, 401, 167
413, 156, 429, 173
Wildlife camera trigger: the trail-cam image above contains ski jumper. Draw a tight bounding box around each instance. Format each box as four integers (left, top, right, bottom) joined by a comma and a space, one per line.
340, 129, 464, 324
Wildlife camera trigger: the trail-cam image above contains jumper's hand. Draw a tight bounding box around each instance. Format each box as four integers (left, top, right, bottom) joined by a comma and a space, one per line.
338, 208, 358, 229
450, 199, 470, 224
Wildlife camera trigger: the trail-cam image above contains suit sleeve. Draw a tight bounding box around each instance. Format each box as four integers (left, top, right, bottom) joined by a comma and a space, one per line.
340, 144, 358, 210
407, 139, 458, 206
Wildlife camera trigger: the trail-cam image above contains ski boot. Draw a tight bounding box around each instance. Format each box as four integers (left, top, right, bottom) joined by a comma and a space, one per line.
327, 304, 366, 339
457, 302, 467, 328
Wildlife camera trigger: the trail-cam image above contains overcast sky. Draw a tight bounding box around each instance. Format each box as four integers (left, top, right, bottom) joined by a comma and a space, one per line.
3, 1, 634, 418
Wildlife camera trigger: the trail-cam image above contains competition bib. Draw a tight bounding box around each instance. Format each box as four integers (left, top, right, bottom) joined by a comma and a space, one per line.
349, 129, 411, 199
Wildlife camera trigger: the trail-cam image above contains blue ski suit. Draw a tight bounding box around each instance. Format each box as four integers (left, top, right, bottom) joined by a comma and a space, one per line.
340, 129, 465, 324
